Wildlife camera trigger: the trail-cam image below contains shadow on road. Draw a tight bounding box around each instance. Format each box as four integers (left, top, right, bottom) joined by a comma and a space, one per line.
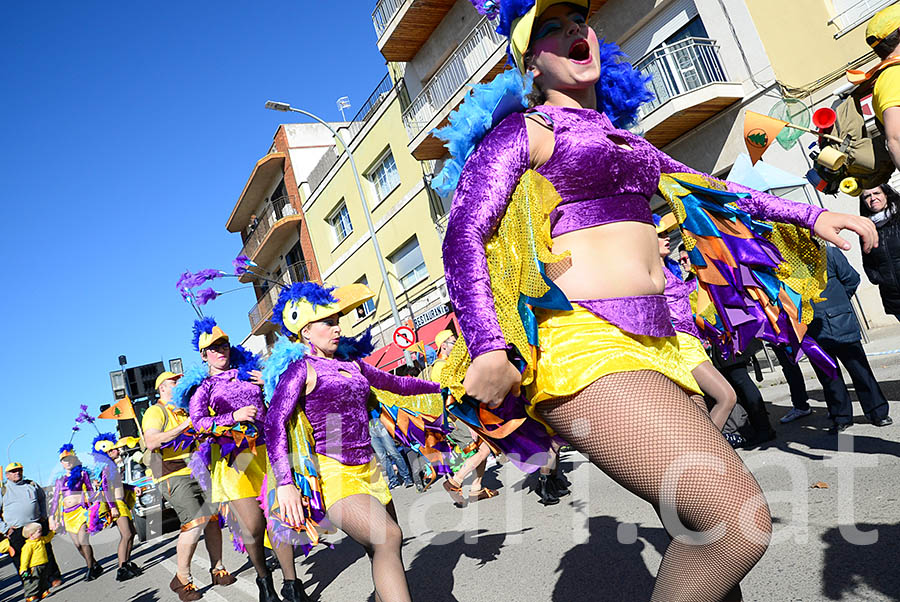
300, 534, 367, 600
403, 528, 529, 602
550, 515, 667, 602
755, 378, 900, 460
821, 521, 900, 600
129, 587, 161, 602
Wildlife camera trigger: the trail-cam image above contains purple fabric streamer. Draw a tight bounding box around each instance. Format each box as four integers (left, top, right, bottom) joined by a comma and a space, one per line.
189, 440, 212, 493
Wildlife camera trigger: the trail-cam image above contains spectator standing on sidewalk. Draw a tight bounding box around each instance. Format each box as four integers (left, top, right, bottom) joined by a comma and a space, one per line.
860, 185, 900, 322
772, 345, 815, 424
0, 463, 62, 594
808, 246, 893, 433
369, 416, 414, 489
143, 371, 236, 601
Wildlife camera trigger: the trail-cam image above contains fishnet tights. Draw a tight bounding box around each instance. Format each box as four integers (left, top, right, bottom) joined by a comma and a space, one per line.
327, 496, 411, 602
538, 371, 771, 602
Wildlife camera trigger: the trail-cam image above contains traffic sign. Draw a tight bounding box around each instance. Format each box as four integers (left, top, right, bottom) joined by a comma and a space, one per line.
393, 325, 416, 349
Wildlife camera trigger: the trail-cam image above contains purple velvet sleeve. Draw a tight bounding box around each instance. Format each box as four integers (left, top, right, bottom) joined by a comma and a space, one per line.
189, 379, 235, 433
654, 151, 826, 230
357, 361, 441, 396
264, 360, 308, 487
443, 113, 530, 359
48, 479, 61, 517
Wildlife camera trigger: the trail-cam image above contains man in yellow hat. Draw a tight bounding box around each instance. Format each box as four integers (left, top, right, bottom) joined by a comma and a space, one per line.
866, 5, 900, 166
1, 463, 63, 592
142, 371, 235, 600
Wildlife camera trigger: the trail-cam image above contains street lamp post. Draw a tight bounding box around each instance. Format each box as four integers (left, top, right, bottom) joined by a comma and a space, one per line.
7, 433, 26, 465
264, 101, 411, 365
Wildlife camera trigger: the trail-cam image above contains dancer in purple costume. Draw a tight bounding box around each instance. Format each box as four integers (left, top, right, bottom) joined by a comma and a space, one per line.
265, 283, 442, 602
436, 1, 878, 600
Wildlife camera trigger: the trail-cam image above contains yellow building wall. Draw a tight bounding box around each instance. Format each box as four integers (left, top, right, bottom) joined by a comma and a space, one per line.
745, 0, 874, 91
303, 92, 446, 337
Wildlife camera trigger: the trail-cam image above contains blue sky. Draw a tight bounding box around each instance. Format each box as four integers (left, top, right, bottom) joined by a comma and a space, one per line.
0, 2, 390, 484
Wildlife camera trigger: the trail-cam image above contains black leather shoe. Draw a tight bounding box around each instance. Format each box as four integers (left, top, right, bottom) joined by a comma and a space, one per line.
829, 422, 852, 434
256, 573, 281, 602
551, 472, 570, 497
537, 475, 560, 506
126, 561, 143, 576
85, 562, 104, 581
116, 566, 133, 582
873, 416, 893, 427
281, 579, 312, 602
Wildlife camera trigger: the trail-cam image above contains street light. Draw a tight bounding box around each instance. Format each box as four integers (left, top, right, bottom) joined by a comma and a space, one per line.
264, 100, 410, 363
7, 433, 26, 464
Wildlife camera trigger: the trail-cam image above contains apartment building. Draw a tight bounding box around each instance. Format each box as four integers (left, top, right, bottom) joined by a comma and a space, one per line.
298, 73, 457, 371
225, 123, 337, 349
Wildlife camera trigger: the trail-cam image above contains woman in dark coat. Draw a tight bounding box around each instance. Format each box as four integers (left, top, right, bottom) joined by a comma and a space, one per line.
860, 184, 900, 320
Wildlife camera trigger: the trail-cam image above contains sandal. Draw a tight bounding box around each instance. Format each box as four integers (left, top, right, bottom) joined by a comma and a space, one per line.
442, 478, 467, 507
468, 487, 499, 502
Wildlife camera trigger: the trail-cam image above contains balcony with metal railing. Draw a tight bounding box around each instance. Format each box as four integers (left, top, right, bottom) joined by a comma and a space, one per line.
634, 37, 743, 147
306, 75, 407, 198
373, 0, 457, 62
247, 260, 317, 334
226, 152, 286, 233
401, 16, 507, 160
238, 195, 301, 267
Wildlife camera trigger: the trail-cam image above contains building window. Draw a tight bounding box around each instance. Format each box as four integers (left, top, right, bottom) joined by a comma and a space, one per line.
368, 150, 401, 203
831, 0, 893, 33
356, 276, 376, 319
328, 202, 353, 244
391, 237, 428, 290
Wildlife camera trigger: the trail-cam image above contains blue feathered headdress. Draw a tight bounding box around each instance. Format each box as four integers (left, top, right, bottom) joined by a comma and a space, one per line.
191, 316, 218, 351
173, 345, 264, 409
91, 432, 117, 454
58, 443, 75, 459
271, 282, 338, 338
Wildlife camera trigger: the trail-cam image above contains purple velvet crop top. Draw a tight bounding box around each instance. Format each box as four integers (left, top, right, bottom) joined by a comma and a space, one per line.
265, 355, 440, 487
533, 105, 658, 236
442, 105, 827, 360
189, 369, 267, 442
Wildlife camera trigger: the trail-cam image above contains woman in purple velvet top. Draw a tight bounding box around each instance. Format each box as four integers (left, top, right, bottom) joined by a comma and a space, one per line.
264, 283, 440, 602
185, 318, 301, 602
436, 2, 879, 601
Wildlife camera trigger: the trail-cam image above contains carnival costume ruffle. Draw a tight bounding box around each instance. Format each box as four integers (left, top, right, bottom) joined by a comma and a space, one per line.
658, 174, 836, 376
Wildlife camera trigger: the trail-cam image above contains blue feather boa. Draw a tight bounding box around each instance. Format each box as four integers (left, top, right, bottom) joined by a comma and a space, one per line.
174, 345, 263, 409
262, 337, 309, 401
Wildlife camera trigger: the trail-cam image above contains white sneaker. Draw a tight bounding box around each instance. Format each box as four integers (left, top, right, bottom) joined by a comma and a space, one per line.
780, 407, 813, 423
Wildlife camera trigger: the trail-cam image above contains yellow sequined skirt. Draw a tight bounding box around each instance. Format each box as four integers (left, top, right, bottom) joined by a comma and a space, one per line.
676, 332, 711, 372
115, 499, 133, 521
316, 454, 391, 508
532, 303, 702, 404
63, 504, 88, 533
211, 445, 267, 503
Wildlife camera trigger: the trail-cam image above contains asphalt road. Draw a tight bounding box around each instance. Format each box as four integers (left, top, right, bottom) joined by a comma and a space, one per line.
3, 327, 899, 602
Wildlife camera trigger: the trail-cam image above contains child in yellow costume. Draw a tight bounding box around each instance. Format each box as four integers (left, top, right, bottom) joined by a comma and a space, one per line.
19, 523, 54, 601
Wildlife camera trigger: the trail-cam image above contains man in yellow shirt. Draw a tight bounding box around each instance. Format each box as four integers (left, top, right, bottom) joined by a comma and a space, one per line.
142, 372, 235, 601
868, 6, 900, 167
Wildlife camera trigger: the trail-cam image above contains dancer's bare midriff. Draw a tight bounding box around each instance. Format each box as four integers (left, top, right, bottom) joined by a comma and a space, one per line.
548, 221, 666, 300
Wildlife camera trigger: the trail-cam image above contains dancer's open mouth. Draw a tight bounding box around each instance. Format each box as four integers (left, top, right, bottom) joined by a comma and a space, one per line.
568, 39, 591, 63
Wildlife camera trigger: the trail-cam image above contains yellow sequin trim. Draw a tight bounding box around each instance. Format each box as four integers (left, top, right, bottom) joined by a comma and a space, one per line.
440, 170, 568, 400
